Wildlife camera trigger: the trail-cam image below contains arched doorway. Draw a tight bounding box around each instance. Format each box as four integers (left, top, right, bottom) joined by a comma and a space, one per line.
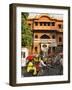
40, 34, 50, 39
40, 34, 50, 57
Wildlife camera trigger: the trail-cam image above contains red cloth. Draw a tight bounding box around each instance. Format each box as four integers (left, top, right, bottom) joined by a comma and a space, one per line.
26, 56, 33, 61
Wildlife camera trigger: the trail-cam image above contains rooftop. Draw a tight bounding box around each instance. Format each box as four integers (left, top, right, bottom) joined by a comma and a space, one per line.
28, 13, 63, 21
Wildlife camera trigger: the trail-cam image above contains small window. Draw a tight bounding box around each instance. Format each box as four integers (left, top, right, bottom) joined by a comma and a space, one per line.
44, 22, 46, 26
58, 24, 61, 28
40, 22, 42, 26
35, 35, 38, 38
52, 35, 55, 39
58, 24, 63, 29
47, 22, 50, 26
35, 47, 37, 52
59, 37, 62, 42
28, 24, 31, 26
52, 22, 55, 26
35, 22, 38, 26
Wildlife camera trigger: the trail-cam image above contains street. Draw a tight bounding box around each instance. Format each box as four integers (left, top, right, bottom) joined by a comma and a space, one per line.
21, 63, 63, 77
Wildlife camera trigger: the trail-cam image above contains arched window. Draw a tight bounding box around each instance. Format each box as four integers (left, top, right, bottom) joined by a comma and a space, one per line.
40, 34, 50, 39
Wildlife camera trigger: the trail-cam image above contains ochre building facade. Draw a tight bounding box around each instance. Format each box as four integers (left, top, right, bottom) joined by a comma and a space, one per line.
27, 14, 63, 55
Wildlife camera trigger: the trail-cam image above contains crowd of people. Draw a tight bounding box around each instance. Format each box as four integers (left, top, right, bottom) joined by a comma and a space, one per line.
22, 52, 63, 77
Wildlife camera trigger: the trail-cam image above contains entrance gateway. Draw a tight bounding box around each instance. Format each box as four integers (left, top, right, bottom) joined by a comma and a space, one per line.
40, 39, 57, 56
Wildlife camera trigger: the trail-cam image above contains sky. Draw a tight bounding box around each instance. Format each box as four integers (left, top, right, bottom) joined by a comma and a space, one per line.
28, 13, 63, 20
